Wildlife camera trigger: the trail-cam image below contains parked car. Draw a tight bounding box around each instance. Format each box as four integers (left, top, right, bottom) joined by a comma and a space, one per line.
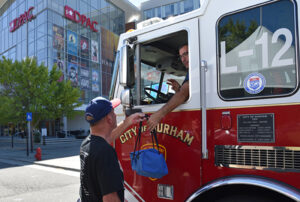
14, 131, 26, 138
71, 129, 87, 139
56, 131, 67, 138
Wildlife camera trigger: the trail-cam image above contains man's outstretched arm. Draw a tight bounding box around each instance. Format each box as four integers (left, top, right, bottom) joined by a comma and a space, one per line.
110, 113, 145, 142
147, 82, 189, 132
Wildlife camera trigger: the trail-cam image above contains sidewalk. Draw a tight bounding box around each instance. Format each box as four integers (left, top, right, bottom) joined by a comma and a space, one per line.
0, 136, 83, 172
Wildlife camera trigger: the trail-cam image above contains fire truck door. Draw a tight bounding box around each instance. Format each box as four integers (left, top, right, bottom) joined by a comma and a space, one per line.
120, 17, 203, 201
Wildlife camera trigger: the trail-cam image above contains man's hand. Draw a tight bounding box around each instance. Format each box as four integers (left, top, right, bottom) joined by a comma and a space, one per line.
167, 79, 180, 92
125, 112, 146, 126
111, 113, 146, 142
147, 112, 163, 132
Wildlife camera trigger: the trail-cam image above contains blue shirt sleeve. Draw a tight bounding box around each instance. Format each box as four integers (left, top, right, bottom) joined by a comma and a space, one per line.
182, 72, 189, 85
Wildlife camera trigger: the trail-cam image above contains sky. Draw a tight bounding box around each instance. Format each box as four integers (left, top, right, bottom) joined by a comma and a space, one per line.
128, 0, 148, 7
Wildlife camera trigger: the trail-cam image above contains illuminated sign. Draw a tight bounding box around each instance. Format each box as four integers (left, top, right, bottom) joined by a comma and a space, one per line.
9, 7, 35, 32
64, 5, 98, 32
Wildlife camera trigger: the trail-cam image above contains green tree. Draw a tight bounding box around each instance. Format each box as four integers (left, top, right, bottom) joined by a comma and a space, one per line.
219, 18, 258, 52
0, 57, 82, 129
0, 96, 16, 124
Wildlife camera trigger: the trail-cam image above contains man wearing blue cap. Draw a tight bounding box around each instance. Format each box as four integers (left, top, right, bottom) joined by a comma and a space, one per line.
80, 96, 145, 202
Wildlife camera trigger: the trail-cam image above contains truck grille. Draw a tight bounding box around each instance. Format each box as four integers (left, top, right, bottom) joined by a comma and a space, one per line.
215, 145, 300, 172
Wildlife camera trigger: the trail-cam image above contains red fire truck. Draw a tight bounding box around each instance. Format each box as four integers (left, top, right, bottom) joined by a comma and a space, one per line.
110, 0, 300, 201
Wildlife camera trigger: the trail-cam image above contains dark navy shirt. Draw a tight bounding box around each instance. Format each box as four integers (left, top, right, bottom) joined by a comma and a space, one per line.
182, 72, 189, 85
80, 135, 124, 202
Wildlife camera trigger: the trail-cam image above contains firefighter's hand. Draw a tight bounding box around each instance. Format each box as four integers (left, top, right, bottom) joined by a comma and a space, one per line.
147, 112, 163, 132
125, 113, 146, 125
167, 79, 180, 92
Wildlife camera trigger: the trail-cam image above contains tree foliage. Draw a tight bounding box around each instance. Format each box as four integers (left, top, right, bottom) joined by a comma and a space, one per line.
0, 57, 82, 128
219, 18, 258, 52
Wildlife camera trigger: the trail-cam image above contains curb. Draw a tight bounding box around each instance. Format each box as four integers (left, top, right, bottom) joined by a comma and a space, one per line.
34, 161, 80, 172
0, 157, 80, 172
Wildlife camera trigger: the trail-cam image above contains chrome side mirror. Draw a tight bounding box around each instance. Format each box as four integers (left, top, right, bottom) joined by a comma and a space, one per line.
119, 45, 135, 88
120, 88, 142, 116
120, 89, 131, 108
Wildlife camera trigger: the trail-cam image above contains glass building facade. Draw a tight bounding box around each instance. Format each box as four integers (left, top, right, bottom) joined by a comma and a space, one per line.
0, 0, 125, 103
143, 0, 200, 20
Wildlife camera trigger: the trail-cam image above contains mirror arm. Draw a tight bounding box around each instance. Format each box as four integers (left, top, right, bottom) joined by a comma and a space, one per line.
136, 43, 141, 105
127, 36, 137, 44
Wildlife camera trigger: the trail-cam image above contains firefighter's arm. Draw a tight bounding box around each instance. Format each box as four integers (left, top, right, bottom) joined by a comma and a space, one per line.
147, 82, 189, 131
102, 192, 121, 202
110, 112, 146, 142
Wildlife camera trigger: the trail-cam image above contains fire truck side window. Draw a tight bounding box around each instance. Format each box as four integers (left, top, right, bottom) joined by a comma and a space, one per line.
217, 0, 298, 99
132, 31, 188, 105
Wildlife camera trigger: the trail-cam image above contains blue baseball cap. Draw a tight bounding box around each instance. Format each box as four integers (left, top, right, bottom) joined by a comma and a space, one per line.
85, 97, 121, 124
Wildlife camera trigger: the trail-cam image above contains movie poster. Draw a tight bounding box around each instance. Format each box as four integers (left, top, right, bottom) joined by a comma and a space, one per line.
80, 67, 89, 78
53, 59, 64, 82
68, 54, 78, 64
80, 36, 89, 58
92, 69, 99, 92
67, 30, 78, 55
53, 25, 64, 51
80, 65, 90, 90
79, 59, 88, 68
92, 82, 99, 92
80, 78, 90, 90
91, 40, 98, 63
68, 63, 78, 87
92, 69, 99, 82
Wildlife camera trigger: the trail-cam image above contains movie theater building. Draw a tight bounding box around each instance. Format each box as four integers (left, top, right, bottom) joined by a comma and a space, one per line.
0, 0, 140, 135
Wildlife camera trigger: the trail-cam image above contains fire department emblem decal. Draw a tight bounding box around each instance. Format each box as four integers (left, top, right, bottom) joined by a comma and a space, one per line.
244, 73, 266, 94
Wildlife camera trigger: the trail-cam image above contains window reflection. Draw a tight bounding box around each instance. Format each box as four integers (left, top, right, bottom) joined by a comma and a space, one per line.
184, 0, 194, 12
218, 0, 297, 99
164, 4, 174, 18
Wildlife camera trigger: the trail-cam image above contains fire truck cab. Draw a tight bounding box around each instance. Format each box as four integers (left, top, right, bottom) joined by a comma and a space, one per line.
110, 0, 300, 201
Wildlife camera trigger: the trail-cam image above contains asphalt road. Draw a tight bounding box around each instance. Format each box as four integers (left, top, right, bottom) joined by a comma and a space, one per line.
0, 137, 82, 202
0, 162, 12, 169
0, 160, 80, 202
